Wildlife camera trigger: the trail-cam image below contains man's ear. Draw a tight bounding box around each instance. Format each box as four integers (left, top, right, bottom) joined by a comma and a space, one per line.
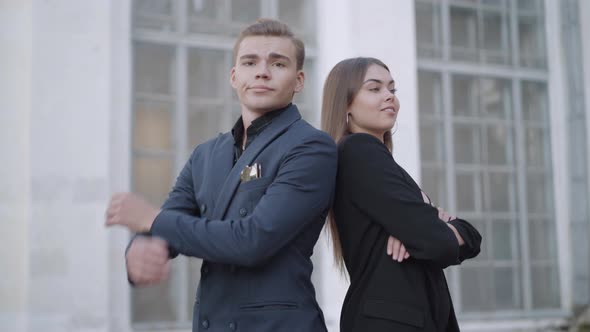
294, 70, 305, 93
229, 67, 237, 89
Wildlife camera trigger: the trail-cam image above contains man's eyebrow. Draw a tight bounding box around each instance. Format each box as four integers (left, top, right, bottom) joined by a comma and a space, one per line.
239, 54, 259, 60
268, 52, 291, 62
239, 53, 292, 62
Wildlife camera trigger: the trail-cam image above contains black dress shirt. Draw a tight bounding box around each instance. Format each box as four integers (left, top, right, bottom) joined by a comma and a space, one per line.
231, 104, 290, 165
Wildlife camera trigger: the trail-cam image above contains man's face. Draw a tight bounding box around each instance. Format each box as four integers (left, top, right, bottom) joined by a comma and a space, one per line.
231, 36, 304, 115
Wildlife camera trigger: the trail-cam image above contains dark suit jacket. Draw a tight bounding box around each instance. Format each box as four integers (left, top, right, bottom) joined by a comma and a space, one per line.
334, 133, 481, 332
149, 105, 336, 332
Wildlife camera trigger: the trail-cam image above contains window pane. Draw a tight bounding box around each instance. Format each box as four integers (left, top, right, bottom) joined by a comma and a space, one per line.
188, 0, 261, 36
526, 173, 551, 213
188, 0, 225, 35
518, 0, 539, 11
293, 58, 318, 124
418, 71, 443, 115
232, 0, 262, 24
190, 0, 219, 20
482, 0, 503, 7
486, 125, 511, 165
518, 15, 546, 68
525, 127, 549, 167
492, 220, 513, 260
456, 172, 477, 211
132, 280, 178, 323
494, 266, 520, 309
482, 11, 511, 65
416, 2, 442, 58
134, 43, 176, 95
489, 172, 512, 212
462, 267, 493, 311
278, 0, 315, 44
421, 167, 448, 208
133, 100, 174, 151
453, 76, 477, 117
133, 157, 173, 205
531, 265, 560, 308
529, 219, 557, 261
521, 81, 548, 122
187, 106, 231, 149
480, 78, 511, 119
188, 49, 229, 99
420, 121, 445, 162
454, 125, 478, 164
450, 6, 478, 61
133, 0, 175, 31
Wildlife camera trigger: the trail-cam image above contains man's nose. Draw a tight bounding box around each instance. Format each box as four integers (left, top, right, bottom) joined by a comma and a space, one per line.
255, 64, 271, 79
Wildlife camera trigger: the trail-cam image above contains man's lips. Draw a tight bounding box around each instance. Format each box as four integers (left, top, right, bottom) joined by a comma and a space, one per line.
248, 85, 274, 92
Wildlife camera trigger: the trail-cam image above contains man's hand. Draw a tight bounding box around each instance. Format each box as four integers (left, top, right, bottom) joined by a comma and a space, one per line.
387, 235, 410, 263
105, 192, 160, 233
126, 237, 171, 285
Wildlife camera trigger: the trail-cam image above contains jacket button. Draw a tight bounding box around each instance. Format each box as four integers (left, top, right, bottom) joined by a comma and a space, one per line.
239, 207, 247, 217
200, 203, 207, 214
202, 319, 209, 329
229, 322, 237, 331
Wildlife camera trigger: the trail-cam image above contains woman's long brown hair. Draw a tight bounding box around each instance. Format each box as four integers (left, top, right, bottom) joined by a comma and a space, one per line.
321, 57, 393, 274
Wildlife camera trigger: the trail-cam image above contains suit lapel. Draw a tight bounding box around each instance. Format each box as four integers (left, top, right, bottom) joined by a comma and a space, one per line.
211, 105, 301, 219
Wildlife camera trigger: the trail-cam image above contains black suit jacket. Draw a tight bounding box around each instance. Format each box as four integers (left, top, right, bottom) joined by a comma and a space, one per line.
334, 133, 481, 332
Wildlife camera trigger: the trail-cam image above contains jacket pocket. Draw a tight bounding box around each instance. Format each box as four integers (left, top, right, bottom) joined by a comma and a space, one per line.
237, 177, 273, 193
362, 299, 424, 328
239, 301, 299, 312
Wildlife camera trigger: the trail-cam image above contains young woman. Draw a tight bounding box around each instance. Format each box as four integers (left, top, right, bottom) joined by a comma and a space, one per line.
321, 57, 482, 332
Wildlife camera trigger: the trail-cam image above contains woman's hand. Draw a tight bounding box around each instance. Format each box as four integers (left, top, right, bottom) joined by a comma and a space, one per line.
387, 235, 410, 263
437, 207, 456, 223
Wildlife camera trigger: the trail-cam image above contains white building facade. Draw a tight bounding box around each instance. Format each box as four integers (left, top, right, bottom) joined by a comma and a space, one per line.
2, 0, 590, 331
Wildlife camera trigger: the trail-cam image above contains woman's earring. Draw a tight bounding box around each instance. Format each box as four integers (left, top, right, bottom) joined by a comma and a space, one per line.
346, 113, 350, 126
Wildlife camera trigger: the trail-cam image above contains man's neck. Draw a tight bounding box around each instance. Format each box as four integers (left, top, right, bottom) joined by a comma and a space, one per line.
240, 104, 288, 130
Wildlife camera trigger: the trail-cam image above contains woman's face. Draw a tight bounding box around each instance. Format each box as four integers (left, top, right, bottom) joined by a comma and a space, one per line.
347, 64, 400, 140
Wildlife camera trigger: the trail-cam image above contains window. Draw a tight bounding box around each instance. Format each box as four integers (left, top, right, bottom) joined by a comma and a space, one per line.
130, 0, 317, 327
416, 0, 560, 316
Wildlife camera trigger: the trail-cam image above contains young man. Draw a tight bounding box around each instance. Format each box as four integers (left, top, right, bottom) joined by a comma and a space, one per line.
105, 19, 335, 332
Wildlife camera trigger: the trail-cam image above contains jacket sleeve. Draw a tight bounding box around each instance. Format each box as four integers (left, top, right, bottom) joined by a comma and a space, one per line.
149, 133, 337, 267
340, 133, 461, 268
448, 218, 482, 262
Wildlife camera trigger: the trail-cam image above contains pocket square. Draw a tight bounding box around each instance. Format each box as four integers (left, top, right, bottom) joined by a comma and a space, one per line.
240, 163, 262, 182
